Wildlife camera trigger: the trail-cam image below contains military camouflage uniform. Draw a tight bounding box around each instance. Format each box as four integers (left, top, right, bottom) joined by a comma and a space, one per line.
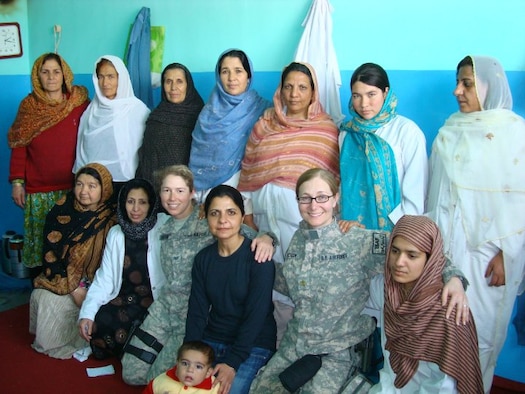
250, 219, 463, 393
122, 206, 258, 385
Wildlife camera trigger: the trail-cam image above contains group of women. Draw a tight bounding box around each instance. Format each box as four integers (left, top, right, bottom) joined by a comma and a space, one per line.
6, 48, 524, 394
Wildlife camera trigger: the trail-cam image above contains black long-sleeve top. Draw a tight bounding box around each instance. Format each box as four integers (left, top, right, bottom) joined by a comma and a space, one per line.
184, 237, 276, 370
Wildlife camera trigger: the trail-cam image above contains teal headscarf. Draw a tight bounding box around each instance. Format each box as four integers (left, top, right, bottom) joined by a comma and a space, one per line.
340, 89, 401, 231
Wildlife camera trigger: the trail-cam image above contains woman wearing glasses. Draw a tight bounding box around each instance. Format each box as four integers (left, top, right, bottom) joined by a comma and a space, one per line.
250, 169, 468, 394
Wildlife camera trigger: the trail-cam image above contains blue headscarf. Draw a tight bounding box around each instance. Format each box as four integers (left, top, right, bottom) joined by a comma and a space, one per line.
340, 89, 401, 231
189, 49, 271, 191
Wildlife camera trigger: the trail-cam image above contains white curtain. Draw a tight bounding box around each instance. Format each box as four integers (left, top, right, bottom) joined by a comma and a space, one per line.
294, 0, 344, 125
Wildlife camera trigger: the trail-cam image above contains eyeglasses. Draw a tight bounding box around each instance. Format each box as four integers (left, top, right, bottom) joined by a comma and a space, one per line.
297, 195, 333, 204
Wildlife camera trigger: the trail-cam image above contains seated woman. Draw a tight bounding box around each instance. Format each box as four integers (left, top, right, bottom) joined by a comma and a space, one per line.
188, 49, 270, 222
30, 163, 116, 359
339, 63, 428, 231
78, 178, 169, 359
185, 185, 276, 394
136, 63, 204, 185
74, 55, 150, 189
120, 165, 274, 386
367, 215, 483, 393
250, 169, 468, 394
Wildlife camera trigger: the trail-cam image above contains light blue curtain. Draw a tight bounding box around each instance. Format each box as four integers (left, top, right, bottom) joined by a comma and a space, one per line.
126, 7, 154, 109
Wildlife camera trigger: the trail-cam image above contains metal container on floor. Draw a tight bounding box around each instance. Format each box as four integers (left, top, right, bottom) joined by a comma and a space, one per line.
9, 234, 29, 279
2, 230, 16, 275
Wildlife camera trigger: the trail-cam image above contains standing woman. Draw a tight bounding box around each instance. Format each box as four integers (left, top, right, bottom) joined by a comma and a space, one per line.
237, 62, 339, 333
78, 178, 168, 359
339, 63, 427, 231
238, 62, 339, 266
136, 63, 204, 185
185, 185, 276, 394
30, 163, 117, 359
7, 53, 89, 279
74, 55, 150, 190
426, 55, 525, 392
188, 49, 270, 208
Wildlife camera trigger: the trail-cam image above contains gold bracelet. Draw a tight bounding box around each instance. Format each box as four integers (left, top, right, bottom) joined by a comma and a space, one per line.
12, 179, 24, 185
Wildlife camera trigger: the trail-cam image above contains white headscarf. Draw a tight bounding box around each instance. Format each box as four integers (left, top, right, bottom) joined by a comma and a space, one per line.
433, 55, 525, 247
73, 55, 150, 181
472, 55, 513, 111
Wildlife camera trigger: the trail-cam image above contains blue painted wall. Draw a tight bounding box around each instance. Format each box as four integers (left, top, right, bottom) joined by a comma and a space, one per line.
0, 0, 524, 382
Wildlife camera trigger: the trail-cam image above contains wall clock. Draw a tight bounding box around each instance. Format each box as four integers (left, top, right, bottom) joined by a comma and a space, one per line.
0, 22, 23, 59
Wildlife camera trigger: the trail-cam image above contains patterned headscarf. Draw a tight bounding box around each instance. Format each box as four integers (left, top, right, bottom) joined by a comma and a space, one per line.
471, 55, 512, 111
34, 163, 117, 295
346, 89, 398, 133
8, 53, 88, 148
431, 56, 525, 248
117, 178, 159, 241
384, 215, 483, 393
339, 89, 400, 230
188, 49, 271, 191
238, 62, 340, 191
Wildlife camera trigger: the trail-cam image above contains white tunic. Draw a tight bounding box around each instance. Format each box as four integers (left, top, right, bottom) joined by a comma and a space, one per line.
427, 148, 525, 392
339, 115, 428, 224
244, 183, 302, 307
79, 213, 169, 321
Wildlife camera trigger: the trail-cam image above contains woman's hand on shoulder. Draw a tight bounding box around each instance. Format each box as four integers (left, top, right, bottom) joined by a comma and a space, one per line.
11, 183, 25, 208
78, 318, 93, 341
251, 234, 274, 263
198, 203, 206, 219
213, 363, 235, 394
442, 277, 469, 325
338, 220, 364, 233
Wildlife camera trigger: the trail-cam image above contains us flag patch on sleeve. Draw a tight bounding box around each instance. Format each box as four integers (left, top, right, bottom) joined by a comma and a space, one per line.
372, 232, 387, 255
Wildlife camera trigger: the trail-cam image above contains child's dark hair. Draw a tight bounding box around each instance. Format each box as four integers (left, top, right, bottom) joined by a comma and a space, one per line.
177, 341, 215, 365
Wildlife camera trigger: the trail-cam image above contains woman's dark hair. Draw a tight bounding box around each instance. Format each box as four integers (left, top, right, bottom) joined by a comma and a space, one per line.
40, 52, 67, 94
350, 62, 390, 92
456, 55, 473, 75
204, 184, 245, 217
281, 62, 314, 90
177, 341, 215, 366
161, 62, 192, 102
75, 166, 102, 185
96, 58, 117, 77
118, 178, 157, 221
217, 49, 252, 79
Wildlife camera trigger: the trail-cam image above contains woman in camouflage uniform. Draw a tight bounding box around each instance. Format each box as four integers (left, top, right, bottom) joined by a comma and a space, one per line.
121, 165, 275, 385
250, 169, 468, 394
